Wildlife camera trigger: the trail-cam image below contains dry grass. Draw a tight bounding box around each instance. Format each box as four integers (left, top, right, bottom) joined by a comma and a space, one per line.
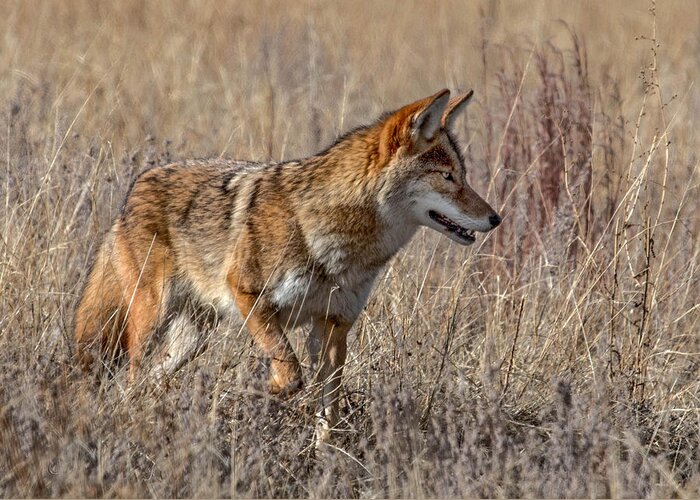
1, 0, 699, 497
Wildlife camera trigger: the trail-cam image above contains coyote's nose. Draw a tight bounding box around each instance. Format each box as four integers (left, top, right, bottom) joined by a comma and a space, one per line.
489, 214, 502, 228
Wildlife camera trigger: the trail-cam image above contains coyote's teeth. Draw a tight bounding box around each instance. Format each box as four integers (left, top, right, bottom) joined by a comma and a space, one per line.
428, 210, 475, 241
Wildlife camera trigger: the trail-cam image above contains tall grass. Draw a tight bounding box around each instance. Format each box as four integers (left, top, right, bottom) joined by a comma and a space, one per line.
1, 0, 698, 497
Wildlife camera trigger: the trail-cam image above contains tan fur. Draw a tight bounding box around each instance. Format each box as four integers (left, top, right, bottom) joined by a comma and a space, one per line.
75, 89, 501, 440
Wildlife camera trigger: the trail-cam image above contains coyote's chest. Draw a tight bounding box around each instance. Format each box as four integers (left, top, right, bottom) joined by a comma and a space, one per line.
270, 237, 384, 325
269, 219, 415, 324
271, 266, 377, 326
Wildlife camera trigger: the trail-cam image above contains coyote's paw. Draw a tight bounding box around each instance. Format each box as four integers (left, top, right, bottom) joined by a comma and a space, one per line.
268, 359, 303, 397
269, 376, 304, 398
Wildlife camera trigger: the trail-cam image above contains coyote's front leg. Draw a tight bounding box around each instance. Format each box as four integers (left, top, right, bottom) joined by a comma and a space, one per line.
235, 292, 303, 396
307, 317, 352, 445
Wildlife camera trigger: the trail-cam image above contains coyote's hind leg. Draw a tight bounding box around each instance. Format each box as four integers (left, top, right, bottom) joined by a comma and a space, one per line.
151, 313, 207, 380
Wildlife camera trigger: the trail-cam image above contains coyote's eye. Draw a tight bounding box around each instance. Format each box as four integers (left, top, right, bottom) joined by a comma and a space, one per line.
441, 171, 454, 182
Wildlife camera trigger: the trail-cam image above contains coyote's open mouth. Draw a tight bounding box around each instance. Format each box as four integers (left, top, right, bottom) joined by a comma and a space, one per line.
428, 210, 476, 243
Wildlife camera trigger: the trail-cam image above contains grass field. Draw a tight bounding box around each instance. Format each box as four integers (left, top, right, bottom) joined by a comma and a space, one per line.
1, 0, 699, 497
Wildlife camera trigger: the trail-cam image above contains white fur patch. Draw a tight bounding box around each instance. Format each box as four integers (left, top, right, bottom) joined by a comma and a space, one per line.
272, 268, 313, 308
273, 267, 377, 326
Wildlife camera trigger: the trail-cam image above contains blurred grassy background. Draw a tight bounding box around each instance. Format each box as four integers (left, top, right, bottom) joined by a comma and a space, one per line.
1, 0, 699, 497
3, 1, 697, 154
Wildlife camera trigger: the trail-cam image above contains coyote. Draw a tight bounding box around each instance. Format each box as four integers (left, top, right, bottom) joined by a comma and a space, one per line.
75, 89, 501, 438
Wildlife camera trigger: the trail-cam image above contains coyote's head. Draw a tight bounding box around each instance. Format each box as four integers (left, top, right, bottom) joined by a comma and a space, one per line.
378, 89, 501, 245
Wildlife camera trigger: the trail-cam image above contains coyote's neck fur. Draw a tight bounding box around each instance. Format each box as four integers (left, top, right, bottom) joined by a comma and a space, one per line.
286, 123, 418, 280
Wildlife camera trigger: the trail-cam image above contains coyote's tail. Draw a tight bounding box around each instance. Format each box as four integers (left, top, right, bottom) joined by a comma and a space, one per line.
74, 231, 126, 371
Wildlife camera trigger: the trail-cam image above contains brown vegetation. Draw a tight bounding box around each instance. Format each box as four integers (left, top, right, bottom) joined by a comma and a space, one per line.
1, 0, 698, 497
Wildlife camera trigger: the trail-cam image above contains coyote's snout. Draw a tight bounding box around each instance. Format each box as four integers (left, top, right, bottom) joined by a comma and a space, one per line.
75, 88, 500, 442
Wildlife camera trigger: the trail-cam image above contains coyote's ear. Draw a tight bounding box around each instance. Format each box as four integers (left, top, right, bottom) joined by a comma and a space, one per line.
379, 89, 450, 163
441, 89, 474, 130
409, 89, 451, 145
